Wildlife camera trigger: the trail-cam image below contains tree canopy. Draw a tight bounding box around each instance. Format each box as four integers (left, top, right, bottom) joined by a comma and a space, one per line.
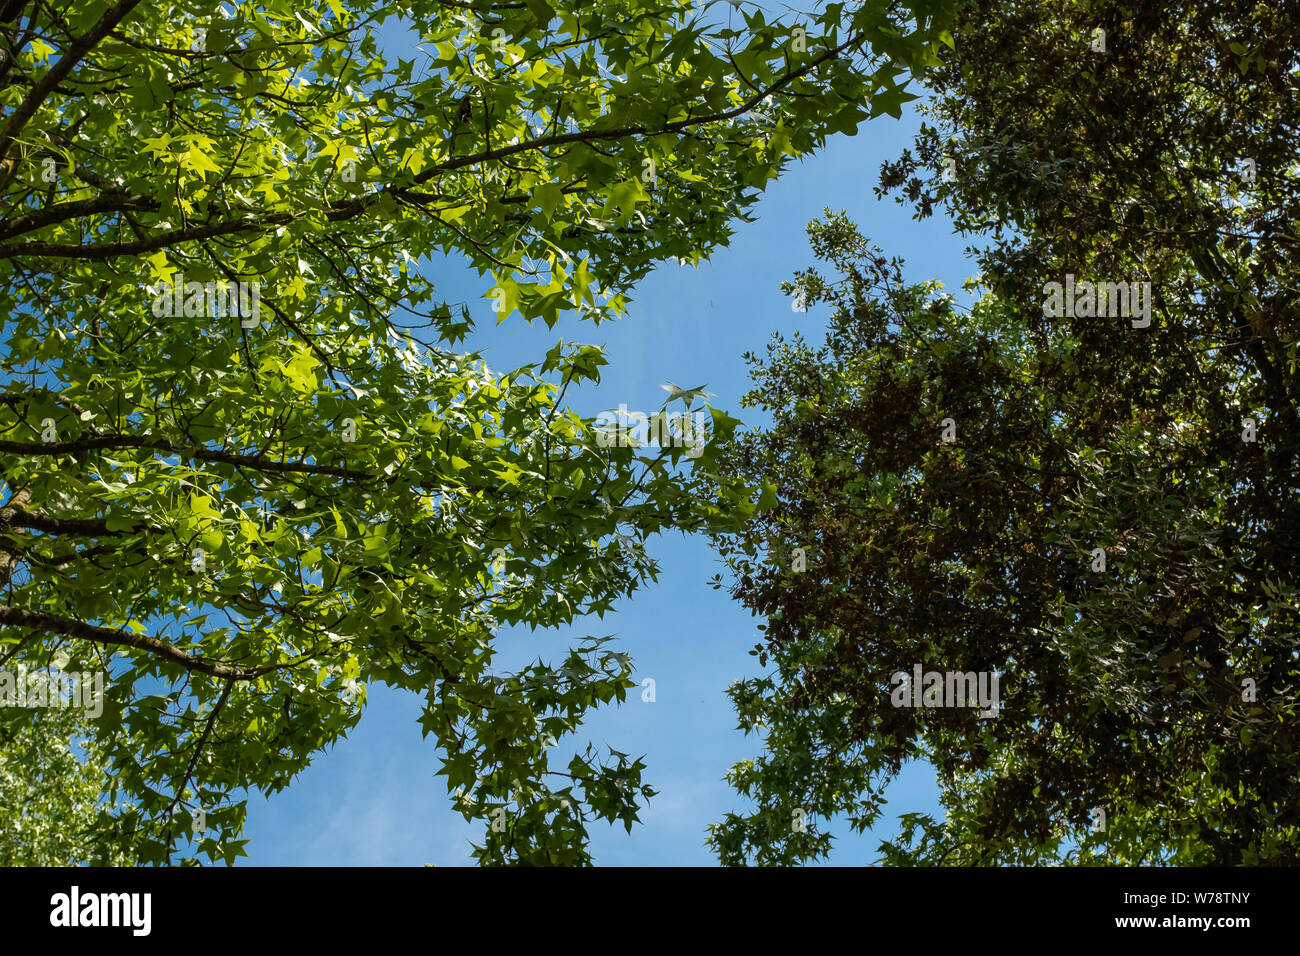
709, 0, 1300, 866
0, 673, 130, 865
0, 0, 956, 864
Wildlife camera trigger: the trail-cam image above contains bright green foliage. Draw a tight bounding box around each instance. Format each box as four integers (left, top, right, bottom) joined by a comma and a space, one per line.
0, 698, 130, 866
0, 0, 955, 864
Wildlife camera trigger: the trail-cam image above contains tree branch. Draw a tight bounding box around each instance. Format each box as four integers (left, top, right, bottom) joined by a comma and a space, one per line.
0, 433, 373, 479
0, 0, 144, 166
0, 604, 258, 679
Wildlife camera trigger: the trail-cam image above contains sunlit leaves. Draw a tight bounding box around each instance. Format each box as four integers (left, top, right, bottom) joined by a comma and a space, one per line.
0, 0, 955, 865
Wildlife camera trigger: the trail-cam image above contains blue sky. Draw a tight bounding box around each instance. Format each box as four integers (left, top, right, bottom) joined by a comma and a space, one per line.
239, 98, 979, 866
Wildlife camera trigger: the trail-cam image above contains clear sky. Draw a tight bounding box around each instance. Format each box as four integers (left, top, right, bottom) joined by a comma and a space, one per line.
238, 96, 979, 866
